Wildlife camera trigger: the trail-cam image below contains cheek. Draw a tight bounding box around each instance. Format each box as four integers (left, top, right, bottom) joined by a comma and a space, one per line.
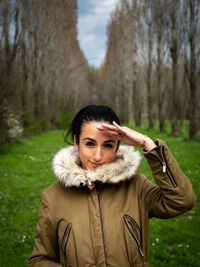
78, 146, 90, 160
105, 150, 116, 163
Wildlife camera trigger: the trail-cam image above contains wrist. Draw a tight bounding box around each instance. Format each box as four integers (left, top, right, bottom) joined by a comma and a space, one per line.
141, 135, 147, 147
141, 135, 157, 151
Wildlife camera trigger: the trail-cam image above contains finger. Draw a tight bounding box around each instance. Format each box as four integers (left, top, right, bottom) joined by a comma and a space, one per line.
112, 121, 126, 136
96, 125, 109, 131
96, 124, 124, 141
97, 123, 118, 132
112, 121, 123, 131
112, 121, 120, 127
109, 133, 124, 141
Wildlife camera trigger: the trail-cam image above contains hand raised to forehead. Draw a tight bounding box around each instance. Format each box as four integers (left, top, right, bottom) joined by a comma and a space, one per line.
96, 121, 146, 147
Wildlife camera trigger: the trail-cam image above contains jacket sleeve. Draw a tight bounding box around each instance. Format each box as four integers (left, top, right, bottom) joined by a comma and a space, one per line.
28, 191, 62, 267
142, 139, 196, 219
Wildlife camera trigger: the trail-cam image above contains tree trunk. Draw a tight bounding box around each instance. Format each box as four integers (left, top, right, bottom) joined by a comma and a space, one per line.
172, 58, 180, 134
133, 76, 142, 126
156, 28, 165, 131
170, 15, 181, 134
147, 23, 154, 128
188, 0, 198, 140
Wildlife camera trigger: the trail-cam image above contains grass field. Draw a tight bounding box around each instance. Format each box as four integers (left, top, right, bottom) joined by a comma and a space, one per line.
0, 126, 199, 266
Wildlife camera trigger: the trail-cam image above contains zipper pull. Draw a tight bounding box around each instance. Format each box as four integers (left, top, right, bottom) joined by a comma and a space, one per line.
162, 162, 166, 173
139, 248, 144, 257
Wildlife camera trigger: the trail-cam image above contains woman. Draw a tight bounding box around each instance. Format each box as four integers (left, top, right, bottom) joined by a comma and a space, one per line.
29, 105, 196, 267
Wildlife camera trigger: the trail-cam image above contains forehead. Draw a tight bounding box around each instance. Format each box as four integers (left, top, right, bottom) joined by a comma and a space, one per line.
80, 121, 111, 140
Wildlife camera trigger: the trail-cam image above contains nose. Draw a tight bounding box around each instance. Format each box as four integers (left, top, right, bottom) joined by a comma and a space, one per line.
93, 147, 102, 162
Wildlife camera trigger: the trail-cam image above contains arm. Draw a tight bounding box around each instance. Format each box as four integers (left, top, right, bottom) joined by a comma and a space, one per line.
28, 192, 62, 267
97, 122, 196, 218
96, 121, 156, 152
142, 139, 196, 218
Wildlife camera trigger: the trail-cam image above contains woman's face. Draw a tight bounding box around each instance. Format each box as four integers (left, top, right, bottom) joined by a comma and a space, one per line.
74, 121, 118, 171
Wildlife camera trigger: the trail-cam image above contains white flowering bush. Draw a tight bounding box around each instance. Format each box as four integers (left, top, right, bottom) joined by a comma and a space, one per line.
5, 108, 24, 142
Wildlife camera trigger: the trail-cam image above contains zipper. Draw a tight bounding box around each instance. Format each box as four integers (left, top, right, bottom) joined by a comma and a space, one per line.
61, 223, 72, 261
160, 146, 177, 187
96, 189, 107, 267
123, 215, 144, 257
149, 145, 177, 188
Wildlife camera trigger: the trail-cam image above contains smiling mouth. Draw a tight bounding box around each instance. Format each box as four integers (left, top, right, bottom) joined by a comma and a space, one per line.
90, 161, 103, 168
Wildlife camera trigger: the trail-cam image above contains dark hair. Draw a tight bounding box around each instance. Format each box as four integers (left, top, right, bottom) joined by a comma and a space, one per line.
65, 105, 120, 144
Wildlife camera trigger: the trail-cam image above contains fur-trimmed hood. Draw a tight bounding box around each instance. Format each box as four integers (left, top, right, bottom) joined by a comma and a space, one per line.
52, 145, 142, 188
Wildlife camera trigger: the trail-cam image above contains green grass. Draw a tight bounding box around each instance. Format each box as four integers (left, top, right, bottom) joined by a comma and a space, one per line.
0, 127, 199, 266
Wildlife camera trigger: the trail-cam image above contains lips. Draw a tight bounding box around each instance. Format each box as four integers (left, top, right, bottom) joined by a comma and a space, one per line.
90, 161, 103, 168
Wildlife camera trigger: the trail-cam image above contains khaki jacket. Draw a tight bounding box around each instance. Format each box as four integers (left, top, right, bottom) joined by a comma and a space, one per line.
28, 140, 196, 267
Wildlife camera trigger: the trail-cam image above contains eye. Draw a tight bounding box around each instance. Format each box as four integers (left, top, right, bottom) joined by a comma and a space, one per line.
104, 143, 113, 149
86, 142, 95, 147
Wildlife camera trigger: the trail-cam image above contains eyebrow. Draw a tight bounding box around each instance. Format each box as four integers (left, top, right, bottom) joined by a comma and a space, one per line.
83, 138, 116, 143
104, 140, 116, 143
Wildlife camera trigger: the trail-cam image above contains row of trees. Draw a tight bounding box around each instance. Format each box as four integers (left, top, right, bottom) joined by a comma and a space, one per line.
101, 0, 200, 139
0, 0, 199, 143
0, 0, 90, 144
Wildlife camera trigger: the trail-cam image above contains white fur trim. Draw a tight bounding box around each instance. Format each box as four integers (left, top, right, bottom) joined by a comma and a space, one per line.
52, 145, 142, 187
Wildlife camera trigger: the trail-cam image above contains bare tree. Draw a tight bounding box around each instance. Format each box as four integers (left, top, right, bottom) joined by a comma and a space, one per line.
142, 0, 155, 128
0, 0, 20, 143
153, 0, 168, 131
165, 0, 184, 134
0, 0, 90, 143
183, 0, 200, 140
101, 0, 199, 138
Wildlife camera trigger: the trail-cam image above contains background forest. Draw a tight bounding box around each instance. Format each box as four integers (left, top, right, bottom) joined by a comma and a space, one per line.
0, 0, 200, 145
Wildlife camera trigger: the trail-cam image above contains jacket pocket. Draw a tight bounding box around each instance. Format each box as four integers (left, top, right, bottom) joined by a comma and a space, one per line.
61, 223, 72, 261
123, 214, 144, 257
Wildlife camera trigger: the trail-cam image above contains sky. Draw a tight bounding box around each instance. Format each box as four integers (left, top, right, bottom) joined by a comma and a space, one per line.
77, 0, 121, 67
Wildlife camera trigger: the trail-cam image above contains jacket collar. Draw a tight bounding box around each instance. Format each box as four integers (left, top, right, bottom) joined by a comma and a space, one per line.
53, 145, 142, 188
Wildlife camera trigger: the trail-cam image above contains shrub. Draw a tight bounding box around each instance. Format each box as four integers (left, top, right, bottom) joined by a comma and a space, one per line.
5, 107, 24, 142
